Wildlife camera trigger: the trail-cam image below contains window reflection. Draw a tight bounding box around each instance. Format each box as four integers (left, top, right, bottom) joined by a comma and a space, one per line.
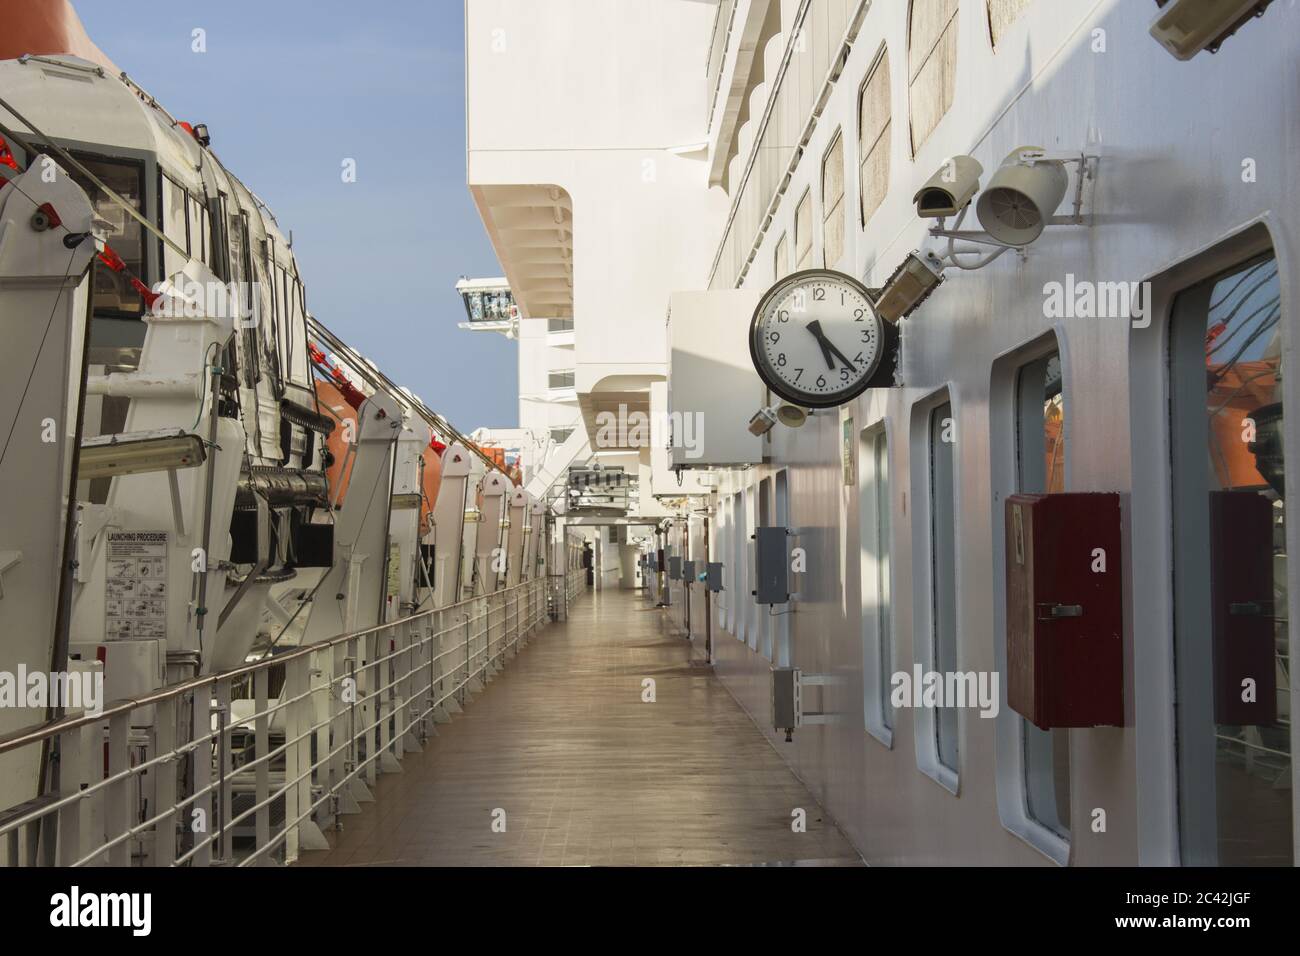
1172, 254, 1290, 865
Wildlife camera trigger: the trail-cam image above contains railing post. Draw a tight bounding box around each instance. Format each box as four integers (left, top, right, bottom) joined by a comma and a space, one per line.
105, 710, 131, 866
56, 723, 84, 866
189, 688, 213, 867
212, 678, 232, 864
253, 666, 271, 862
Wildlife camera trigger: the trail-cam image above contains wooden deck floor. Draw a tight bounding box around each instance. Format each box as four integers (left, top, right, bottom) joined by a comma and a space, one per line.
297, 587, 861, 867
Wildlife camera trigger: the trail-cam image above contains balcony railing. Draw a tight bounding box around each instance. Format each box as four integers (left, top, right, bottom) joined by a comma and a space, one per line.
0, 569, 587, 867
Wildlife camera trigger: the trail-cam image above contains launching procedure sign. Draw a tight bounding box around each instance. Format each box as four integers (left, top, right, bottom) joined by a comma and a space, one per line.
104, 531, 168, 640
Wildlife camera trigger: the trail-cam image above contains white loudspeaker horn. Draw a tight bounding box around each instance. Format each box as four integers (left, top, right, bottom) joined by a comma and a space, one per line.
975, 147, 1069, 247
776, 404, 808, 428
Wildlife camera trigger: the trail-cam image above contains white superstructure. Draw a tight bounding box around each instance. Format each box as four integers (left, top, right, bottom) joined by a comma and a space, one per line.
465, 0, 1300, 867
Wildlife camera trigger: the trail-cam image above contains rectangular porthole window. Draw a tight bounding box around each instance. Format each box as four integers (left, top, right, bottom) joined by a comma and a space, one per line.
930, 401, 959, 773
858, 48, 891, 227
65, 155, 147, 317
1015, 351, 1071, 840
911, 391, 959, 793
758, 477, 773, 660
548, 370, 575, 390
774, 232, 789, 280
1169, 252, 1291, 865
860, 425, 893, 745
794, 190, 813, 271
774, 470, 791, 667
821, 130, 845, 269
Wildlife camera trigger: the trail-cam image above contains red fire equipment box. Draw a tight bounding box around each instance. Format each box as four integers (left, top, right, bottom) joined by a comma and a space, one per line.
1005, 493, 1123, 729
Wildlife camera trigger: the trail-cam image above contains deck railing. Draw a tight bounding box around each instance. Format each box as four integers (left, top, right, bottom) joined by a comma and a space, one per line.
0, 567, 587, 867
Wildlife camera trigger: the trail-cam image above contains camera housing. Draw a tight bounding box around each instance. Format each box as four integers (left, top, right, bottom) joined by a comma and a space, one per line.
913, 155, 983, 219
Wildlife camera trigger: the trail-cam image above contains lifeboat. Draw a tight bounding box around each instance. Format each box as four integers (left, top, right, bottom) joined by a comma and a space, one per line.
0, 0, 120, 73
315, 380, 358, 507
419, 441, 443, 536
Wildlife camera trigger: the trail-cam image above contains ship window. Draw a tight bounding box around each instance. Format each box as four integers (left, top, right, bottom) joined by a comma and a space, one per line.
729, 493, 741, 637
774, 232, 789, 281
794, 190, 813, 271
160, 173, 190, 281
550, 427, 574, 445
858, 48, 892, 227
907, 0, 959, 154
929, 400, 959, 774
547, 318, 574, 332
1015, 350, 1071, 839
63, 155, 147, 317
860, 425, 893, 745
548, 370, 575, 390
821, 129, 845, 269
774, 469, 791, 667
192, 195, 210, 266
988, 0, 1033, 47
1169, 253, 1291, 865
744, 487, 757, 650
758, 477, 773, 660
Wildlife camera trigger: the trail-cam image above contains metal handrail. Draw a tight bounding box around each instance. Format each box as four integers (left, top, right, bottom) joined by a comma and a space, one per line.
0, 566, 588, 867
0, 577, 543, 755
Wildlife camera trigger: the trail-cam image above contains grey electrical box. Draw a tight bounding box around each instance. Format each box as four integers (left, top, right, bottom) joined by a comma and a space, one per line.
772, 667, 801, 737
706, 562, 723, 592
668, 556, 682, 580
682, 559, 696, 583
754, 526, 790, 604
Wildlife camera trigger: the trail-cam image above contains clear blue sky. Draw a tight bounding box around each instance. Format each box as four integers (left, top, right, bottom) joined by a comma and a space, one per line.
78, 0, 518, 432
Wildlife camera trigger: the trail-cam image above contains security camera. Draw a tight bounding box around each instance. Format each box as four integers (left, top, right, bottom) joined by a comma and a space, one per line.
975, 146, 1069, 247
913, 155, 984, 219
875, 251, 945, 323
1149, 0, 1275, 61
748, 407, 778, 436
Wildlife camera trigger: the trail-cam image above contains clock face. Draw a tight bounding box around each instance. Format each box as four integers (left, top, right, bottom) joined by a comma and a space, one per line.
749, 269, 887, 408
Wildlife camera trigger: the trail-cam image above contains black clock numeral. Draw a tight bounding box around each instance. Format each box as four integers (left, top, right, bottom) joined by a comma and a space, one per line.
813, 288, 826, 301
854, 309, 865, 321
840, 367, 851, 383
816, 374, 827, 388
794, 368, 803, 382
854, 352, 865, 366
768, 331, 781, 344
777, 310, 790, 322
860, 330, 872, 341
776, 353, 787, 367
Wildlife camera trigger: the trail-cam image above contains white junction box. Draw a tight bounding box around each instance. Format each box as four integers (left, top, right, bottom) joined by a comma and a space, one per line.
666, 290, 765, 468
68, 639, 166, 727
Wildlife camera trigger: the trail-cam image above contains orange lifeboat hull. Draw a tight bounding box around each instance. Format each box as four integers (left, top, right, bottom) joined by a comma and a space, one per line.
0, 0, 119, 72
315, 380, 358, 507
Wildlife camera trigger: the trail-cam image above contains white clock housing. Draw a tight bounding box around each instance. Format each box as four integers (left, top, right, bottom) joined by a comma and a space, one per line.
748, 269, 897, 409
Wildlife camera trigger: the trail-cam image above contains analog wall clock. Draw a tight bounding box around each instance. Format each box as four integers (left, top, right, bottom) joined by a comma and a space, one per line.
748, 269, 898, 409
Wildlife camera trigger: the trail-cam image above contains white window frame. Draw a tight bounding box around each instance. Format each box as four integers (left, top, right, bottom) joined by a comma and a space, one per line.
909, 386, 961, 793
774, 469, 792, 667
821, 128, 846, 270
989, 332, 1072, 864
1128, 220, 1291, 865
857, 45, 892, 228
860, 420, 895, 748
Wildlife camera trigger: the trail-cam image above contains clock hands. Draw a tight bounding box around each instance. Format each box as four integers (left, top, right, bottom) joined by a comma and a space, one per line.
805, 320, 836, 370
806, 319, 858, 373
